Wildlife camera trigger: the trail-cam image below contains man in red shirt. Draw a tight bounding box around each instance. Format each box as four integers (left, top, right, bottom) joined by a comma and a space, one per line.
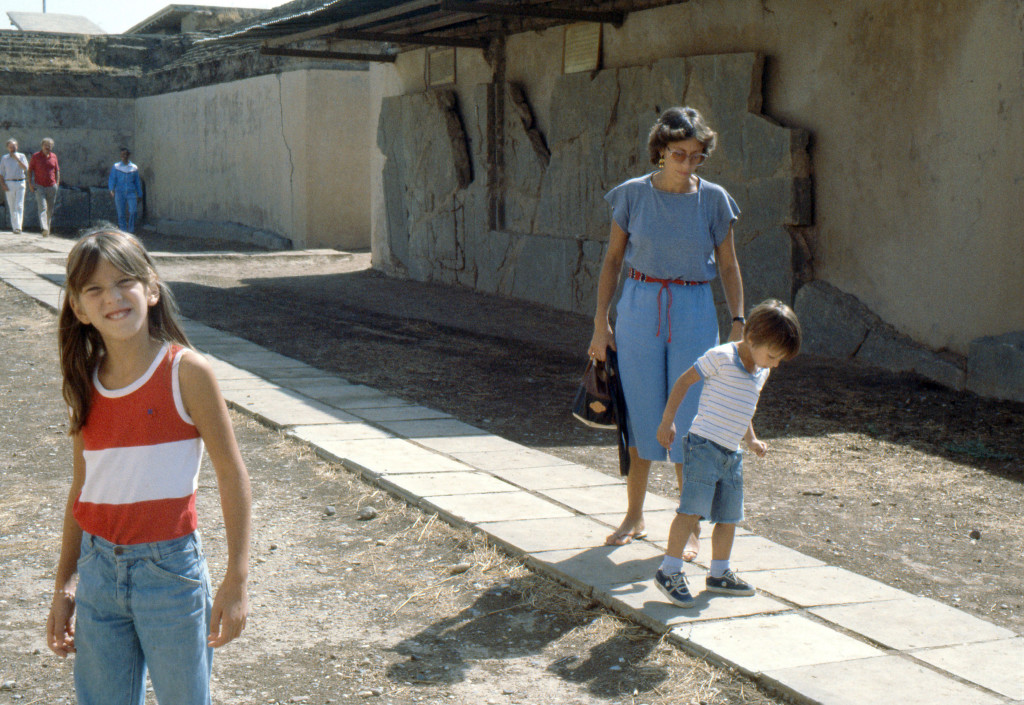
28, 137, 60, 235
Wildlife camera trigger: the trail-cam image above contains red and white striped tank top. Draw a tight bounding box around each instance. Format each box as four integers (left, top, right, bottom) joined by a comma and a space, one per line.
74, 343, 204, 545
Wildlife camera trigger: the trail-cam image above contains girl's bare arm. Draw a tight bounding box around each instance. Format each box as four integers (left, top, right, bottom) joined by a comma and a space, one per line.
179, 350, 251, 648
47, 433, 85, 657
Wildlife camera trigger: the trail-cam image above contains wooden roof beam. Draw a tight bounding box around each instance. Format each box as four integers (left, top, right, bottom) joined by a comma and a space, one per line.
439, 1, 626, 27
323, 28, 487, 49
260, 46, 397, 62
262, 0, 441, 48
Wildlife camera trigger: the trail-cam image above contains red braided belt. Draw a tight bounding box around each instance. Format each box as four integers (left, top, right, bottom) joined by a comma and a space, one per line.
626, 268, 709, 342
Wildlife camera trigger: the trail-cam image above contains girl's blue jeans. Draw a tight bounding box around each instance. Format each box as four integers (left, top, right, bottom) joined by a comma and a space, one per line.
74, 531, 213, 705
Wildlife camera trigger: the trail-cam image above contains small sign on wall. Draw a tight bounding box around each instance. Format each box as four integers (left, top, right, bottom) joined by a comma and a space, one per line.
426, 48, 456, 87
563, 22, 601, 74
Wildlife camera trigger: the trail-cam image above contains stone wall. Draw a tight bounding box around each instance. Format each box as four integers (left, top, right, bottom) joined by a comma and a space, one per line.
135, 69, 372, 250
0, 32, 372, 248
0, 95, 136, 188
376, 53, 810, 331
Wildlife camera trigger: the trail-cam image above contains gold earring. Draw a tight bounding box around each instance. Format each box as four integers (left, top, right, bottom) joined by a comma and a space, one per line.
658, 157, 665, 169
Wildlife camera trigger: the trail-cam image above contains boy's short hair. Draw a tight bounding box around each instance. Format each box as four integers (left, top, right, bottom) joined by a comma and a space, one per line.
744, 299, 802, 360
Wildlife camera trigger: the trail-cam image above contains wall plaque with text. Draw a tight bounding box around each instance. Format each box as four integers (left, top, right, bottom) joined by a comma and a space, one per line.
563, 22, 601, 74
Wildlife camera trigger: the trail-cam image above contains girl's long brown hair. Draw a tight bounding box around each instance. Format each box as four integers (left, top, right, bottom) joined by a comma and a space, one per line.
59, 229, 191, 434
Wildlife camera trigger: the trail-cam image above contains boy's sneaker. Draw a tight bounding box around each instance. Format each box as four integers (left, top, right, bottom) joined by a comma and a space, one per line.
655, 569, 695, 608
705, 569, 755, 596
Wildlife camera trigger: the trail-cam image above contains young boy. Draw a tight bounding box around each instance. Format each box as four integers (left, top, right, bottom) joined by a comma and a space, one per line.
653, 299, 801, 607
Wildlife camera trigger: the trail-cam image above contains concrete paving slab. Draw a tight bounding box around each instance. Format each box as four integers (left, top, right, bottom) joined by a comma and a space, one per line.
761, 654, 1005, 705
6, 280, 61, 307
323, 394, 410, 410
673, 612, 882, 675
541, 485, 678, 515
913, 638, 1024, 700
179, 320, 226, 340
261, 366, 339, 381
228, 388, 361, 428
379, 471, 519, 504
489, 464, 620, 491
217, 377, 283, 392
448, 448, 576, 472
590, 511, 753, 551
593, 510, 671, 547
204, 357, 265, 381
211, 348, 305, 371
277, 378, 356, 395
378, 418, 488, 439
288, 384, 405, 409
349, 405, 451, 423
476, 516, 617, 554
422, 491, 575, 526
309, 438, 474, 478
596, 578, 791, 634
705, 534, 826, 572
743, 565, 909, 607
288, 423, 393, 444
195, 340, 269, 357
528, 543, 664, 595
0, 271, 44, 282
810, 597, 1017, 650
409, 434, 527, 455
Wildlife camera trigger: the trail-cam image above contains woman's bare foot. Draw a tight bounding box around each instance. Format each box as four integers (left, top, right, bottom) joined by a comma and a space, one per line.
605, 520, 647, 546
682, 522, 701, 561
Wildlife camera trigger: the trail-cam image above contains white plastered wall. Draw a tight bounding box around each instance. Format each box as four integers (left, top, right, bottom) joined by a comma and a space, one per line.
135, 68, 372, 249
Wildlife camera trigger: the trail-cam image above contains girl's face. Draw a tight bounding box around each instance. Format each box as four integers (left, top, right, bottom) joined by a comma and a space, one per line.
661, 137, 706, 179
70, 258, 159, 343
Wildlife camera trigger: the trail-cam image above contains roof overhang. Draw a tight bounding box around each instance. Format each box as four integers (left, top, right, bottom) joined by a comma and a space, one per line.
210, 0, 636, 62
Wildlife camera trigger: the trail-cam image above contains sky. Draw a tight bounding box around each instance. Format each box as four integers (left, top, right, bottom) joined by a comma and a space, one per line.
1, 0, 285, 34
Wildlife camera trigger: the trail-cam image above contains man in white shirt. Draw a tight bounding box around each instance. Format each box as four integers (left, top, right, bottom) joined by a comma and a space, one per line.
1, 139, 29, 233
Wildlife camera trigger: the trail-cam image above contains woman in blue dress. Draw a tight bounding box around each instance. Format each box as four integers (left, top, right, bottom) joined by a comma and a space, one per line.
589, 107, 747, 550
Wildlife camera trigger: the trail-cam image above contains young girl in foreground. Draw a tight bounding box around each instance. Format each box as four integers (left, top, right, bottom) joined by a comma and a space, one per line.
47, 229, 251, 705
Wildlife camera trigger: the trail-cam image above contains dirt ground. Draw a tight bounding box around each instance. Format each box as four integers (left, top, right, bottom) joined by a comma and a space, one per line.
1, 232, 1022, 704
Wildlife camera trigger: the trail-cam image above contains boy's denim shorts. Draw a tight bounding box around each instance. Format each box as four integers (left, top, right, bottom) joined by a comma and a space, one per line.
74, 531, 213, 705
677, 433, 744, 524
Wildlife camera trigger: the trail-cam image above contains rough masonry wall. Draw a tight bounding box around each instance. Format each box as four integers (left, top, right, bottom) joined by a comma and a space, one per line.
376, 53, 810, 330
0, 95, 135, 188
0, 93, 131, 233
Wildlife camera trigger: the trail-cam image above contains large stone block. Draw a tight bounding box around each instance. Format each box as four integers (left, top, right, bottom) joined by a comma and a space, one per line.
967, 331, 1024, 402
378, 51, 811, 331
794, 281, 876, 358
90, 187, 118, 224
54, 188, 90, 234
148, 218, 291, 250
377, 89, 475, 282
857, 326, 966, 390
796, 280, 967, 390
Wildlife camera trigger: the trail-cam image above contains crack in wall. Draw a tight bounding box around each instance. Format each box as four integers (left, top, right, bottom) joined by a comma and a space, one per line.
276, 72, 296, 235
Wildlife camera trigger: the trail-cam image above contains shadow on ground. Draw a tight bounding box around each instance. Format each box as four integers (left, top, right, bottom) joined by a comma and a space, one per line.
386, 574, 669, 699
165, 271, 1024, 482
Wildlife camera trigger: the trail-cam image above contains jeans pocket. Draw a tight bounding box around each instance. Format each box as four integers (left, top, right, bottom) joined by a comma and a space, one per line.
142, 544, 207, 588
76, 540, 101, 571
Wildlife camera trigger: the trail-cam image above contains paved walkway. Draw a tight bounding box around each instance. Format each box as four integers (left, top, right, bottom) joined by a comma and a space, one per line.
2, 234, 1021, 705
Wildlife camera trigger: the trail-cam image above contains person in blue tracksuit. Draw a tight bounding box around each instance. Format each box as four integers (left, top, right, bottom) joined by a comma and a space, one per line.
108, 148, 143, 233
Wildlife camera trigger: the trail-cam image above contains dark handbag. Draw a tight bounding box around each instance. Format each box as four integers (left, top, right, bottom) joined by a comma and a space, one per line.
573, 348, 631, 476
572, 358, 616, 428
